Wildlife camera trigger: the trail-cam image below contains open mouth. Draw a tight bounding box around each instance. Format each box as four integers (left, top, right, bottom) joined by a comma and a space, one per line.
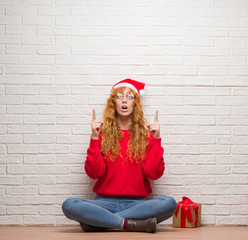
121, 106, 128, 111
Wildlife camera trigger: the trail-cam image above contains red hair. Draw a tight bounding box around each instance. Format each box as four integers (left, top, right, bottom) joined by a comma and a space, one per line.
101, 87, 150, 163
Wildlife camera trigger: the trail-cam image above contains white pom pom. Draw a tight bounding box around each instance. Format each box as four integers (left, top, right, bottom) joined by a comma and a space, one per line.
139, 89, 145, 96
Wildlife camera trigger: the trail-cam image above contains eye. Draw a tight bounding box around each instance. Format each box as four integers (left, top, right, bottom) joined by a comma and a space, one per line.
127, 93, 135, 100
116, 93, 123, 99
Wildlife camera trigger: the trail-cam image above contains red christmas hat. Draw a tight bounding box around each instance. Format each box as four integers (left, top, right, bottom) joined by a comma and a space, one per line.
112, 78, 145, 96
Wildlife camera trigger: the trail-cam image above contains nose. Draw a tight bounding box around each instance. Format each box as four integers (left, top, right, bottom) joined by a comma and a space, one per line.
122, 96, 127, 102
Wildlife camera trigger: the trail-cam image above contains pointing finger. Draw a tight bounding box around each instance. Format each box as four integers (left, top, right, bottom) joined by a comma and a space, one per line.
92, 108, 96, 121
154, 110, 158, 122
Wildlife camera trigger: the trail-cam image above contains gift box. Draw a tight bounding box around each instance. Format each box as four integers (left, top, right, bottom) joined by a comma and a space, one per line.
173, 196, 201, 228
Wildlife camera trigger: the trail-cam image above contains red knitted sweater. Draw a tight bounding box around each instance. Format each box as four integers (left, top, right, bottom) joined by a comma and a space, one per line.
85, 129, 165, 198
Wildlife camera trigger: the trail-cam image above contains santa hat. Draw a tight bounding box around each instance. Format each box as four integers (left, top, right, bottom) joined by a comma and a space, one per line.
112, 78, 145, 96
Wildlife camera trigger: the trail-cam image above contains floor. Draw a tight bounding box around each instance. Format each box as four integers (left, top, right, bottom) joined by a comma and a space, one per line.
0, 225, 247, 240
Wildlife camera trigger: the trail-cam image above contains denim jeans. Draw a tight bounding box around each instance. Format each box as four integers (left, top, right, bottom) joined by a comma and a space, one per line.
62, 195, 177, 229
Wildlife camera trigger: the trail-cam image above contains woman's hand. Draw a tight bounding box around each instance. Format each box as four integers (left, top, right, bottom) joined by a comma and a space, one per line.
147, 110, 160, 139
91, 109, 103, 140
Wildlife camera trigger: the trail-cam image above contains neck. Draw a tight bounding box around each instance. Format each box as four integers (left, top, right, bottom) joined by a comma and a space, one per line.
117, 116, 131, 130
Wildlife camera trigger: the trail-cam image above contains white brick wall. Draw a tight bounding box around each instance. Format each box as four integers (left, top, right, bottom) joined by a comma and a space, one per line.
0, 0, 248, 226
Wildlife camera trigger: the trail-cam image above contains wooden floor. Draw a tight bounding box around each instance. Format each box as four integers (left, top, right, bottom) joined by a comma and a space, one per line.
0, 225, 248, 240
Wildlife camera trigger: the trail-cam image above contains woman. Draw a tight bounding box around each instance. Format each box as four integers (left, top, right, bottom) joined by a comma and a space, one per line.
62, 79, 177, 233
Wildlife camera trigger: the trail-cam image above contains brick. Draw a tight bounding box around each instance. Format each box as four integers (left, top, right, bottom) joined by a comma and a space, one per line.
37, 46, 69, 55
184, 116, 216, 125
5, 86, 38, 95
203, 205, 231, 215
216, 216, 247, 226
0, 95, 22, 104
8, 145, 39, 154
216, 156, 247, 165
184, 155, 216, 165
200, 186, 231, 195
168, 166, 231, 175
39, 125, 71, 134
56, 56, 87, 65
215, 77, 247, 86
6, 25, 36, 35
8, 125, 38, 134
217, 175, 248, 184
39, 87, 70, 95
0, 35, 21, 44
200, 126, 231, 135
72, 126, 91, 135
24, 176, 56, 185
168, 126, 199, 135
7, 105, 38, 114
23, 134, 55, 144
39, 145, 70, 154
0, 216, 22, 225
56, 154, 84, 164
39, 185, 71, 195
37, 65, 70, 74
232, 166, 248, 174
0, 196, 22, 205
232, 186, 248, 194
23, 16, 54, 26
7, 206, 37, 215
0, 135, 22, 144
232, 107, 248, 116
23, 96, 54, 105
56, 116, 89, 125
0, 16, 21, 24
0, 116, 22, 125
0, 176, 22, 185
6, 186, 37, 195
39, 105, 71, 115
0, 155, 21, 164
39, 205, 62, 215
217, 196, 248, 205
56, 175, 88, 184
23, 196, 55, 205
200, 107, 230, 116
185, 176, 215, 185
6, 6, 36, 15
217, 117, 248, 126
56, 76, 88, 85
39, 165, 71, 175
168, 145, 200, 154
185, 97, 215, 105
232, 146, 248, 155
218, 136, 248, 145
233, 127, 248, 136
7, 165, 38, 175
24, 115, 54, 125
37, 6, 68, 16
201, 145, 230, 154
38, 26, 68, 36
231, 205, 248, 215
5, 45, 36, 55
23, 0, 54, 5
22, 35, 53, 45
56, 96, 88, 105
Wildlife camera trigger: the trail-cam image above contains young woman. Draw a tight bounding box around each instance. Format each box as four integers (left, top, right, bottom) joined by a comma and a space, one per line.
62, 79, 177, 233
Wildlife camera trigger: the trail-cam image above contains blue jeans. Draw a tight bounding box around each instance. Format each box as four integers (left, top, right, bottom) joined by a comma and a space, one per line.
62, 195, 177, 229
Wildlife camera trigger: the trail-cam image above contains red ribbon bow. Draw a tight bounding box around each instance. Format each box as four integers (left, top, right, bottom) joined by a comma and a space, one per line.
174, 196, 199, 228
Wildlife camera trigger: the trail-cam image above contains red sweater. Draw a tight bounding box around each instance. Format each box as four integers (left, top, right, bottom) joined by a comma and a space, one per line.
85, 129, 165, 198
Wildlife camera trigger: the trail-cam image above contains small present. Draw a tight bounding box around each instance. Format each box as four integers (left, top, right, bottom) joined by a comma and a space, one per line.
173, 196, 201, 228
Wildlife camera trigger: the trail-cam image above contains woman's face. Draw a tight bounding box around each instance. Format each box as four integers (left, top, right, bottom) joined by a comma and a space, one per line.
114, 88, 135, 119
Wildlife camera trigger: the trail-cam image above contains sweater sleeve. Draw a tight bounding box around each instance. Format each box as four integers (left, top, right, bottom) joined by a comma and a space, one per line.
144, 137, 165, 180
84, 137, 106, 179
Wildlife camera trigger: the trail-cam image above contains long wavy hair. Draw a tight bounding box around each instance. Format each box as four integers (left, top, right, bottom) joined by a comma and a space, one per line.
101, 87, 150, 164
